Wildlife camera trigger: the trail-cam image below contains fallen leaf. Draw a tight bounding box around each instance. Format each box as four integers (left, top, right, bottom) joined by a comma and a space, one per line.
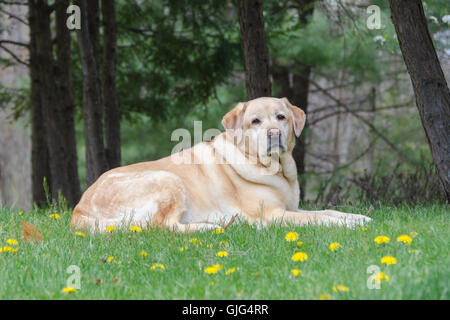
93, 278, 101, 285
112, 278, 118, 283
21, 221, 42, 243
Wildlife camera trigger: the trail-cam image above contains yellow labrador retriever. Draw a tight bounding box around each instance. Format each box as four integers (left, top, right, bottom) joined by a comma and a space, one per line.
71, 97, 371, 232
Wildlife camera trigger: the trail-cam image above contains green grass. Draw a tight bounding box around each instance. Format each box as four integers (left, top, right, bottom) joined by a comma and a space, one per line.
0, 204, 448, 299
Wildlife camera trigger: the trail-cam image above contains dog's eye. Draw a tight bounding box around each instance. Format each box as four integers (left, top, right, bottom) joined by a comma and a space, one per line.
276, 114, 286, 121
251, 118, 261, 125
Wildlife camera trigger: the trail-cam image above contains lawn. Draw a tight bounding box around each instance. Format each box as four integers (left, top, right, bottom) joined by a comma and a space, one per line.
0, 204, 448, 299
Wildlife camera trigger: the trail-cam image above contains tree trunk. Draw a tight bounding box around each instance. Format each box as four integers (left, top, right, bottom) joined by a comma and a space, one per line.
75, 0, 108, 186
389, 0, 450, 202
30, 79, 52, 207
87, 0, 102, 111
102, 0, 121, 169
87, 0, 101, 67
29, 14, 51, 206
29, 0, 51, 207
55, 0, 81, 203
237, 0, 271, 99
30, 0, 81, 207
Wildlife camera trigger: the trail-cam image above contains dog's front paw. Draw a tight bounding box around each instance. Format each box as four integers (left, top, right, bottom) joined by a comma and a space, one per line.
323, 210, 372, 228
342, 213, 372, 229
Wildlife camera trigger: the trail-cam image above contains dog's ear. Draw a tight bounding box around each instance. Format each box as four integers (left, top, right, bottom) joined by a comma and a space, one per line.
282, 97, 306, 137
221, 102, 247, 130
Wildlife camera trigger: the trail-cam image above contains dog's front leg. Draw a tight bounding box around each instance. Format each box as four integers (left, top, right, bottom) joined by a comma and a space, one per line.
263, 208, 370, 228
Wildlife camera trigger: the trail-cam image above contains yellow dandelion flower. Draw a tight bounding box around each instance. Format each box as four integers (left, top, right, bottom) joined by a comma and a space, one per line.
217, 251, 228, 257
106, 226, 116, 232
106, 256, 114, 263
410, 231, 418, 238
140, 251, 148, 257
204, 264, 223, 274
61, 287, 77, 294
292, 252, 308, 262
328, 242, 341, 251
397, 235, 412, 244
319, 293, 331, 300
381, 256, 397, 265
291, 269, 304, 277
372, 272, 389, 283
179, 247, 185, 252
6, 239, 18, 245
75, 232, 85, 238
333, 285, 349, 292
18, 211, 23, 216
204, 267, 218, 274
285, 232, 299, 242
358, 226, 367, 231
0, 246, 18, 253
225, 267, 236, 275
49, 213, 60, 219
215, 228, 224, 234
129, 225, 142, 232
374, 236, 390, 244
150, 263, 165, 271
296, 241, 303, 247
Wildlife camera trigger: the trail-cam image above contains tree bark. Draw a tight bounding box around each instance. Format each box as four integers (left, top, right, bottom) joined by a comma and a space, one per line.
29, 3, 51, 206
237, 0, 271, 99
87, 0, 102, 110
75, 0, 108, 186
29, 14, 52, 207
102, 0, 121, 169
389, 0, 450, 202
54, 0, 81, 203
87, 0, 101, 67
30, 0, 81, 207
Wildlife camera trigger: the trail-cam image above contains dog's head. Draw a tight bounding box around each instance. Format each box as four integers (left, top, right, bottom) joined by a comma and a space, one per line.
222, 97, 306, 167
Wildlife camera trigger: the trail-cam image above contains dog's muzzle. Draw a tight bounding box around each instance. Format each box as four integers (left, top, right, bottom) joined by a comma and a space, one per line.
267, 128, 286, 153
